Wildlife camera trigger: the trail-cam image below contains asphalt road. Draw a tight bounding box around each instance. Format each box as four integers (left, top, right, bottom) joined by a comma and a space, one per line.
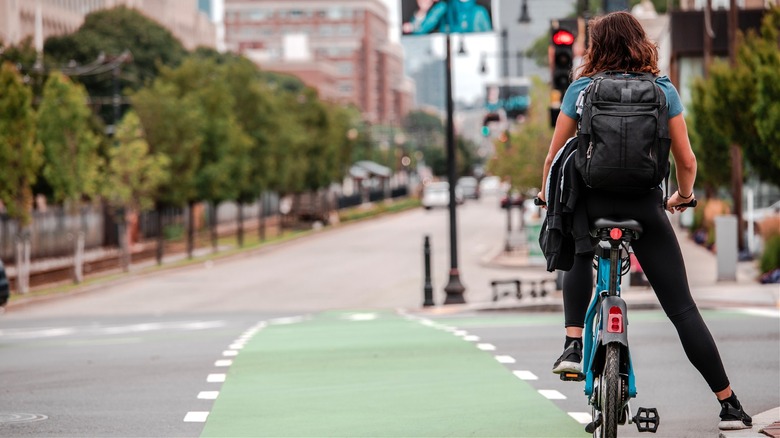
1, 195, 777, 437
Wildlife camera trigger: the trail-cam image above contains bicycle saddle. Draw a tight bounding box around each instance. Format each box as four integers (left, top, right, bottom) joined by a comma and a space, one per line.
592, 218, 643, 234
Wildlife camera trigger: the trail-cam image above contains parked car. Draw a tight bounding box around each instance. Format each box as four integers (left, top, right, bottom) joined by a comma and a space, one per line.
457, 176, 480, 199
421, 181, 463, 209
479, 176, 503, 195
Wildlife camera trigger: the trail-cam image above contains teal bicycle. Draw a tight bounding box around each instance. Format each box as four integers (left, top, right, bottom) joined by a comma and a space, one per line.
558, 197, 696, 437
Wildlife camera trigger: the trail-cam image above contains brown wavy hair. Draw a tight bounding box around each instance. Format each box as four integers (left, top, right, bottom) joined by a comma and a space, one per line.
577, 11, 660, 78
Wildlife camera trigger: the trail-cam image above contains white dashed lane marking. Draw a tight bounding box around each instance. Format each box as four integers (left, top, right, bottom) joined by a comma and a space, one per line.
495, 355, 516, 364
222, 350, 238, 357
207, 374, 226, 383
512, 370, 539, 380
477, 343, 496, 351
568, 412, 593, 424
538, 389, 567, 400
197, 391, 219, 400
183, 411, 209, 422
214, 360, 233, 367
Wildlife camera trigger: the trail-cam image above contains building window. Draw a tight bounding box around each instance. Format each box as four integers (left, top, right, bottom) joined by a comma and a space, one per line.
338, 25, 352, 36
319, 25, 334, 36
339, 82, 354, 94
337, 61, 354, 75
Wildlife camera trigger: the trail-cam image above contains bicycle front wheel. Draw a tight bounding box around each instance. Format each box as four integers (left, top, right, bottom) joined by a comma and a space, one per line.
601, 343, 622, 437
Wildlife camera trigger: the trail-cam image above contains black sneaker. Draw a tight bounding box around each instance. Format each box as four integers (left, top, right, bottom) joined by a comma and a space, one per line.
552, 340, 582, 374
718, 399, 752, 430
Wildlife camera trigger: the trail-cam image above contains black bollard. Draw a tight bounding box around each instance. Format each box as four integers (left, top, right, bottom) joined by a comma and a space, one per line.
423, 235, 434, 307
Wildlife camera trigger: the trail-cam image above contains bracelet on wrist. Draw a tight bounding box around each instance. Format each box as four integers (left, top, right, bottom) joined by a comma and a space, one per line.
678, 190, 694, 199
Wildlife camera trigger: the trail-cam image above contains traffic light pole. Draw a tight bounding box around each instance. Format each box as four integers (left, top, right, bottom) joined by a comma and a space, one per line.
443, 32, 466, 305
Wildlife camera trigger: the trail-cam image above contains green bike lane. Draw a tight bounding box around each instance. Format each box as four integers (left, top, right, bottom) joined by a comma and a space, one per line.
200, 310, 584, 437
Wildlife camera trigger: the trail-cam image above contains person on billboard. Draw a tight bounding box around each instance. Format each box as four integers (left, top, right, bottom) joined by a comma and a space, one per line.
449, 0, 492, 33
403, 0, 447, 34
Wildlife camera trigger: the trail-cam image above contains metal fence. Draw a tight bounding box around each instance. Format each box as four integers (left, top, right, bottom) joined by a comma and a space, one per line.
0, 206, 104, 262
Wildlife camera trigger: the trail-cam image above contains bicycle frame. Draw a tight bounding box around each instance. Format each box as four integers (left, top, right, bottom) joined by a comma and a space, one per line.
582, 241, 636, 399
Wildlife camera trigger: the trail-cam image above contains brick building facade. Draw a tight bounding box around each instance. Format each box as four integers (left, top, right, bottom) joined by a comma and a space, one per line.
0, 0, 215, 51
223, 0, 413, 125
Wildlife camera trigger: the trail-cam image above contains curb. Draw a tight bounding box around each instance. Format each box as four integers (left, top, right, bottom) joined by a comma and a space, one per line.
719, 407, 780, 438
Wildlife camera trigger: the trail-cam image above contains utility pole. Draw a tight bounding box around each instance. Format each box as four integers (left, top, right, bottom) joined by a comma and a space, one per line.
703, 0, 713, 78
728, 0, 745, 251
443, 33, 466, 305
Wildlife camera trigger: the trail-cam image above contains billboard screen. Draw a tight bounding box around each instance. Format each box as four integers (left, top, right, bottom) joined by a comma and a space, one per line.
401, 0, 494, 36
485, 79, 531, 120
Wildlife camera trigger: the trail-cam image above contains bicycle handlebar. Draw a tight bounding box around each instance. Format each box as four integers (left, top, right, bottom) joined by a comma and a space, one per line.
664, 198, 697, 210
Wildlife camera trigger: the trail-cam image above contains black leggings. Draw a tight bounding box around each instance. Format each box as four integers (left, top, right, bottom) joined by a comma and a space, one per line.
562, 188, 730, 393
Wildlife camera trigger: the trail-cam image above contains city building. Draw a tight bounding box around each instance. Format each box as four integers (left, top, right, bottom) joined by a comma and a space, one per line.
223, 0, 413, 125
0, 0, 216, 51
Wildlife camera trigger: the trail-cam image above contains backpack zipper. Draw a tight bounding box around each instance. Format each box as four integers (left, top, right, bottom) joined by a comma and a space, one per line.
586, 141, 593, 159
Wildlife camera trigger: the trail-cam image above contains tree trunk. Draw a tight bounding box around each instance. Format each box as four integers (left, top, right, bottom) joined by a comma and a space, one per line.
259, 193, 267, 242
73, 207, 86, 284
155, 203, 164, 265
237, 202, 244, 248
187, 201, 195, 259
15, 231, 29, 294
210, 202, 219, 254
118, 211, 130, 273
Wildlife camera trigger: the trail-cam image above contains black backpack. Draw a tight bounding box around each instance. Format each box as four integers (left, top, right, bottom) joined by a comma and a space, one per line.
575, 72, 671, 193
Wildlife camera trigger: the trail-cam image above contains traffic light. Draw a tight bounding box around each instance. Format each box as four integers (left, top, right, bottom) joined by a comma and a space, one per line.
550, 19, 577, 127
551, 20, 576, 94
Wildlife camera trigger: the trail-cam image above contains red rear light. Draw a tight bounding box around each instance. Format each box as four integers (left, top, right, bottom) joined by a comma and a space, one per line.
607, 306, 624, 333
610, 228, 623, 240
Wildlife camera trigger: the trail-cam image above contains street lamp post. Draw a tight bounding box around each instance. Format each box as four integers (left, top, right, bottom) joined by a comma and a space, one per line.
443, 33, 466, 305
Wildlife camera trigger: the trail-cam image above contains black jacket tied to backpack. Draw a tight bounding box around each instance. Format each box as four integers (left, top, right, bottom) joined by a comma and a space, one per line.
538, 137, 591, 272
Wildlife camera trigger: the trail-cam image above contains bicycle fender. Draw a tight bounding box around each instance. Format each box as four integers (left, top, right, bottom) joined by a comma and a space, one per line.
600, 296, 628, 347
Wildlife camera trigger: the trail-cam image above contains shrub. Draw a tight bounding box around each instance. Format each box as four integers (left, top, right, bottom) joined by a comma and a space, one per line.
760, 234, 780, 273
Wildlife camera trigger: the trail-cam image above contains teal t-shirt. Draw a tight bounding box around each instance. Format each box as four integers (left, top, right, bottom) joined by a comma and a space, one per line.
560, 75, 684, 120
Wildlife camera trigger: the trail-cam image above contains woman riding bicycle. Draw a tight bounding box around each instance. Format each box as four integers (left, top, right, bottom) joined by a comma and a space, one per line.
537, 11, 752, 431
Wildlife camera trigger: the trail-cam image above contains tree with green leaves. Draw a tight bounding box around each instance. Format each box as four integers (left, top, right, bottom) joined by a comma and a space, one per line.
0, 62, 43, 293
689, 86, 731, 198
102, 111, 169, 271
161, 57, 252, 255
132, 78, 204, 264
45, 6, 187, 125
487, 77, 552, 193
219, 54, 280, 246
750, 8, 780, 176
37, 71, 103, 282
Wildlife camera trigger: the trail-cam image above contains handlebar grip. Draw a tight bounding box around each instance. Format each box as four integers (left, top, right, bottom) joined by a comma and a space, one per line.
533, 197, 546, 207
664, 197, 697, 209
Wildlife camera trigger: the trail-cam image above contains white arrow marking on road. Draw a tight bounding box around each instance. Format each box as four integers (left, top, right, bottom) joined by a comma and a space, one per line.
538, 389, 566, 400
214, 360, 233, 367
197, 391, 219, 400
183, 411, 209, 422
477, 343, 496, 351
343, 313, 378, 321
569, 412, 592, 424
512, 370, 538, 380
495, 355, 516, 364
207, 374, 226, 383
269, 316, 305, 325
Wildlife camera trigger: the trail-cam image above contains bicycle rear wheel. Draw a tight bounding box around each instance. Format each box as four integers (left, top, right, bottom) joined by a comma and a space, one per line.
601, 343, 622, 437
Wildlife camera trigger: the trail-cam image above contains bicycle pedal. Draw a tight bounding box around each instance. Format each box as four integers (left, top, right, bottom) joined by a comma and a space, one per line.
559, 371, 585, 381
633, 407, 659, 433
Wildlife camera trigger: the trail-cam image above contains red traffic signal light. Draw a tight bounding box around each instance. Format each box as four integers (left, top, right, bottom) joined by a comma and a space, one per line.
552, 30, 575, 46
